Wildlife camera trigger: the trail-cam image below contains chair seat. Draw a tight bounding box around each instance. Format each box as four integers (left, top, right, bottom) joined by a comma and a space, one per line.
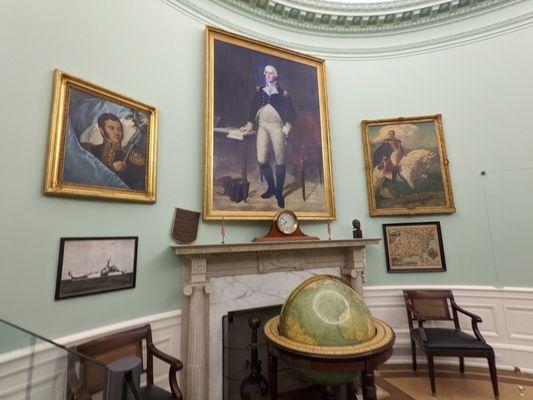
140, 384, 175, 400
413, 328, 492, 350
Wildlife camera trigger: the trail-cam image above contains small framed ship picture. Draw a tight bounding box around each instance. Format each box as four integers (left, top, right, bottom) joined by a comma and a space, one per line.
55, 237, 138, 300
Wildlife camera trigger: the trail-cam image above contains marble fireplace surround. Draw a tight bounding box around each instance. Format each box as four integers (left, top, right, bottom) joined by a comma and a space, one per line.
173, 238, 380, 400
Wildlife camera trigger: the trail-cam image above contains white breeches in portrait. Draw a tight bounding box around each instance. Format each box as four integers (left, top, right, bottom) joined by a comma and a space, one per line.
256, 105, 286, 165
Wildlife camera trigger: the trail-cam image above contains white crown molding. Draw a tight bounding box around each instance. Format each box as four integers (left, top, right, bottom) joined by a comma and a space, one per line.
163, 0, 533, 59
211, 0, 524, 35
207, 0, 529, 40
277, 0, 444, 12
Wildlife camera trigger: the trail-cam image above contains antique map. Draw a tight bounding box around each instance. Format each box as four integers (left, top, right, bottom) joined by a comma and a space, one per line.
384, 224, 444, 271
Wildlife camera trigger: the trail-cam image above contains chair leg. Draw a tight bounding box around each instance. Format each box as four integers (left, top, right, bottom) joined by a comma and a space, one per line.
488, 353, 499, 399
459, 356, 465, 374
427, 355, 436, 395
410, 340, 417, 371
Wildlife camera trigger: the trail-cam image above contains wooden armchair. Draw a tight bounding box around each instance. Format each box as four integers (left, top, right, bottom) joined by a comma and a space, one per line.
67, 324, 183, 400
403, 290, 499, 399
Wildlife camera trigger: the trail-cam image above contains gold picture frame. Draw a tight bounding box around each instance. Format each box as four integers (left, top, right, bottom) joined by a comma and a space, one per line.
361, 114, 455, 216
44, 69, 158, 203
204, 27, 335, 220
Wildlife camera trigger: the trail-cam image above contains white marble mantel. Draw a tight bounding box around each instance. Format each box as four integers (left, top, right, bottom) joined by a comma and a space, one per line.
172, 238, 380, 400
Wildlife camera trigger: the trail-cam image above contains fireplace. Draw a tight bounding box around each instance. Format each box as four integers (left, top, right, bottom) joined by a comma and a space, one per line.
173, 238, 380, 400
223, 304, 320, 400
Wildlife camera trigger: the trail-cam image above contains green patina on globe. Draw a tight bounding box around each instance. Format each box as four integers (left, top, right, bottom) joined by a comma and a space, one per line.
277, 275, 376, 385
280, 275, 375, 347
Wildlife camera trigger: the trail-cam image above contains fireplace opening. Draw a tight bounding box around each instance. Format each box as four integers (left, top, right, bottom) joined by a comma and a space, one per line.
222, 304, 317, 399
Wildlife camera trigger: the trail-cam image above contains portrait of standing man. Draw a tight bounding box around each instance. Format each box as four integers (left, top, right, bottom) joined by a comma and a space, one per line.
240, 65, 296, 208
204, 27, 335, 221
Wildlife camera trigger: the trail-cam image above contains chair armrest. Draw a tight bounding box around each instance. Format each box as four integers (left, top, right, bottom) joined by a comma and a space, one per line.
148, 343, 183, 370
452, 300, 482, 322
147, 343, 184, 400
451, 299, 486, 342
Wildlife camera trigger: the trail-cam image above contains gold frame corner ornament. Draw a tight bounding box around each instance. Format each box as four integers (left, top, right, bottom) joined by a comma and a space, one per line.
361, 114, 455, 217
202, 26, 335, 221
43, 69, 158, 203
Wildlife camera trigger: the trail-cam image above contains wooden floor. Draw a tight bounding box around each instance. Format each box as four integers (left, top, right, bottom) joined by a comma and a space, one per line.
277, 364, 532, 399
375, 364, 531, 400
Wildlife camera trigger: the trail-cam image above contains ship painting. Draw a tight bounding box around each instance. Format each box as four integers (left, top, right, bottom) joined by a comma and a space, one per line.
55, 237, 138, 300
67, 259, 126, 280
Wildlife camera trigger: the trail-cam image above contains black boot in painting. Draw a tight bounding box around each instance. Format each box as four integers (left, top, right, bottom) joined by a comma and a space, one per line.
275, 164, 286, 208
259, 163, 276, 199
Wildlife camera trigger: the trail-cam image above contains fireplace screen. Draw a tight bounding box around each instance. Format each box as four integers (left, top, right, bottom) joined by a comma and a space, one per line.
223, 304, 315, 399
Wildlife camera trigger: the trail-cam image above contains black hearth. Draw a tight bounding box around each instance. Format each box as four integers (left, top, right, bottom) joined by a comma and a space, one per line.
222, 304, 315, 400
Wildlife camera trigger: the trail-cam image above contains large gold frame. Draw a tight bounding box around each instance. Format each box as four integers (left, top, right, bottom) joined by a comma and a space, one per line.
361, 114, 455, 216
44, 70, 158, 203
203, 26, 335, 221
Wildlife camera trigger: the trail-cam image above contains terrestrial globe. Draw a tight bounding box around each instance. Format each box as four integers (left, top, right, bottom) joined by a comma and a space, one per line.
264, 274, 394, 386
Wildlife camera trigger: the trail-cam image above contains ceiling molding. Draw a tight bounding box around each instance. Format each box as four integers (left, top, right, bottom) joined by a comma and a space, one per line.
274, 0, 446, 13
163, 0, 533, 59
210, 0, 521, 34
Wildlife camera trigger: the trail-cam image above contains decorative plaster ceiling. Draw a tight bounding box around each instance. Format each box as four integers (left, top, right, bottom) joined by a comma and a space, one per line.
164, 0, 533, 58
212, 0, 517, 33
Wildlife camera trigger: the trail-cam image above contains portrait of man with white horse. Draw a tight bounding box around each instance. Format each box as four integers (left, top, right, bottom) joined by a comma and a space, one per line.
363, 116, 455, 215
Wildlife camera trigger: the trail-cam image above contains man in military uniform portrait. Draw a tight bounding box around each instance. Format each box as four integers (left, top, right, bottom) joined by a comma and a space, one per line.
81, 113, 146, 190
240, 65, 296, 208
209, 33, 332, 218
374, 129, 406, 183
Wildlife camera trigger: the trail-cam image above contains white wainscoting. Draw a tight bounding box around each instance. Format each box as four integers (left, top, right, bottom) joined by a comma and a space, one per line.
0, 310, 181, 400
2, 286, 533, 398
364, 285, 533, 374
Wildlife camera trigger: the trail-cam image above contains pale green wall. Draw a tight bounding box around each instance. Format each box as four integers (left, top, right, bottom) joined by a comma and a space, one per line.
1, 0, 532, 343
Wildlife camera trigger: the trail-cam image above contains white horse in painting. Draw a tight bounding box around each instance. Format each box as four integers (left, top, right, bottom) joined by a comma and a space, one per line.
373, 149, 439, 197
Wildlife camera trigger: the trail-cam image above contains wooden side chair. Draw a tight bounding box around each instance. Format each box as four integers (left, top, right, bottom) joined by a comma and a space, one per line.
67, 324, 183, 400
403, 290, 499, 399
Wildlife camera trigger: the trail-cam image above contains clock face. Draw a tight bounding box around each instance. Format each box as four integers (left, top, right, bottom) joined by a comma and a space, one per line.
276, 211, 298, 235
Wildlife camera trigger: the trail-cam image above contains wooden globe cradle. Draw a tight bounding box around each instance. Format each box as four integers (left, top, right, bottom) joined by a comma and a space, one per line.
264, 316, 395, 400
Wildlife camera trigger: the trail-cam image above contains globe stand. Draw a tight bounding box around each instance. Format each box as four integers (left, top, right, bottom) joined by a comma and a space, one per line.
267, 345, 391, 400
264, 317, 395, 400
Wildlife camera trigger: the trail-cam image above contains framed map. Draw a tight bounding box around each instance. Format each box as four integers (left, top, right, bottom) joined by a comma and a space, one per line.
382, 222, 446, 273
